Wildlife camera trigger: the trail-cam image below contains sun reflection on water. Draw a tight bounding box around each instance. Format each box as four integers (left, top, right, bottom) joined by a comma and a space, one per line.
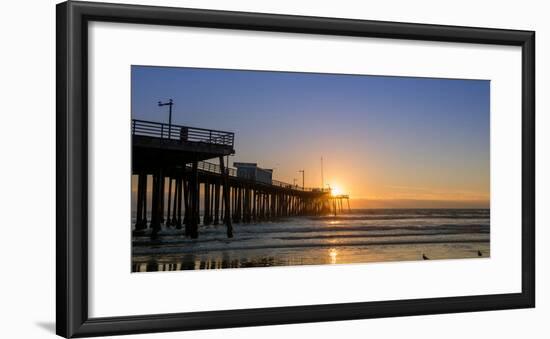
329, 248, 338, 264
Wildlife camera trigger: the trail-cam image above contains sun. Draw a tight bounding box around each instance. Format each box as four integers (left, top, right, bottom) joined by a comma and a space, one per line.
331, 186, 343, 196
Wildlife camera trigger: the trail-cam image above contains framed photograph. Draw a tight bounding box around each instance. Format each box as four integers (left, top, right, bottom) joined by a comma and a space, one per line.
56, 1, 535, 337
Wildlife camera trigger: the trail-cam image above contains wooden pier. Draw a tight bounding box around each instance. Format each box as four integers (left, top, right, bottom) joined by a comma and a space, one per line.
329, 194, 351, 215
132, 119, 337, 238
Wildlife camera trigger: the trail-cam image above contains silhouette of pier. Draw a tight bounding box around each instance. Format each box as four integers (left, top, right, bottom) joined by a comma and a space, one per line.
330, 194, 351, 214
132, 119, 347, 238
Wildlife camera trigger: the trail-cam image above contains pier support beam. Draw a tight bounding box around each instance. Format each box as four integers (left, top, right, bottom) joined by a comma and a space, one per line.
183, 175, 189, 229
175, 176, 183, 229
150, 170, 163, 236
188, 161, 199, 238
134, 172, 147, 230
236, 186, 242, 223
203, 180, 211, 225
219, 156, 233, 238
213, 183, 220, 225
160, 176, 166, 225
166, 177, 173, 227
171, 177, 178, 227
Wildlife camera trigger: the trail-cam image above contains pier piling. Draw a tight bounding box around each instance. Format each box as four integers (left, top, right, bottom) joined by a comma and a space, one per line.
132, 118, 342, 239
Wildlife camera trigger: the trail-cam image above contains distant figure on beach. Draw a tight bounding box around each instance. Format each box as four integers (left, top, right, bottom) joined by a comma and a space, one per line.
477, 250, 482, 257
422, 253, 429, 260
180, 126, 188, 142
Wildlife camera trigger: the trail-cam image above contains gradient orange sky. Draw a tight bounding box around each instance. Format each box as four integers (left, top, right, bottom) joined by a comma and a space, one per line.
132, 66, 490, 209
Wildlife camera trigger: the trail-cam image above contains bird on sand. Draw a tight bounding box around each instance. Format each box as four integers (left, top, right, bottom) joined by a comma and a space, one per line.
422, 253, 429, 260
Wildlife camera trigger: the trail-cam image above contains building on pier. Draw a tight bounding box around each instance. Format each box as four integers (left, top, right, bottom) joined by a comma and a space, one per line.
234, 162, 273, 185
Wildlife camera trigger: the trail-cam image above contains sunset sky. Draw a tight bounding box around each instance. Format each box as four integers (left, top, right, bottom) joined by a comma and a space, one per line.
131, 66, 490, 208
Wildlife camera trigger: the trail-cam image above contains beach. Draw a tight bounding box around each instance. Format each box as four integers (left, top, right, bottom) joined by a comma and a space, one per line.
132, 208, 490, 272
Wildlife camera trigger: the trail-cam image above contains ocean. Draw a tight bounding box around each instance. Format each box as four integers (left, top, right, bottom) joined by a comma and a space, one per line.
132, 209, 490, 272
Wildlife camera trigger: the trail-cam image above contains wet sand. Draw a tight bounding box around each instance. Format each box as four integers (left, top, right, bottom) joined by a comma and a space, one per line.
132, 209, 490, 272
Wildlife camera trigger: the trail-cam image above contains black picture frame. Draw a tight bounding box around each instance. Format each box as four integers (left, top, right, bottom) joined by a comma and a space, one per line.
56, 1, 535, 337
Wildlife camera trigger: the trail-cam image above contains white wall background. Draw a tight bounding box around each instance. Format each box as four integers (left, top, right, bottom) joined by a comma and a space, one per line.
0, 0, 546, 338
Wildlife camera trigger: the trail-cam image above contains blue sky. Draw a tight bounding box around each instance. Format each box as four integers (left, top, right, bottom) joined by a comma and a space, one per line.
132, 66, 490, 207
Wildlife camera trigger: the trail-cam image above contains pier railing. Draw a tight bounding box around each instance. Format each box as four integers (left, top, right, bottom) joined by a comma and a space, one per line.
189, 160, 330, 193
132, 119, 234, 147
195, 160, 237, 177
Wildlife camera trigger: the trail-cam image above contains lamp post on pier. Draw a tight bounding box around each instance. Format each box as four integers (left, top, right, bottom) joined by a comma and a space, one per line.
158, 98, 174, 139
298, 170, 305, 190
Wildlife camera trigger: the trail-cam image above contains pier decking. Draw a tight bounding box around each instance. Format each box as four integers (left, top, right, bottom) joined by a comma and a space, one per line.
132, 119, 345, 238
